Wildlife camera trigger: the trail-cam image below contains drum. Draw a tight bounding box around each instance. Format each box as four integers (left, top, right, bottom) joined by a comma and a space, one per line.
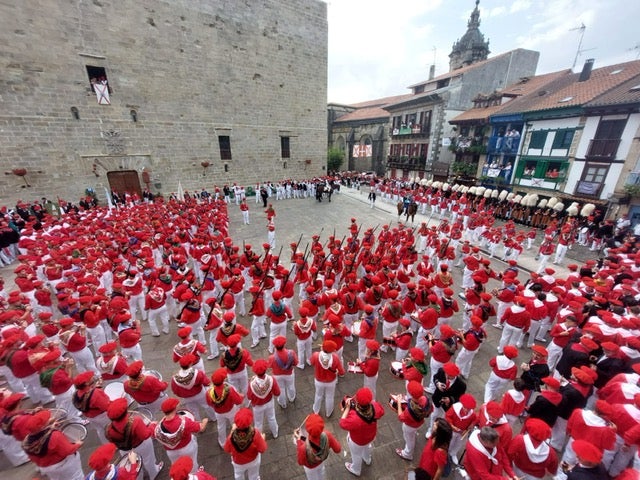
132, 408, 153, 425
61, 422, 87, 442
351, 321, 362, 336
388, 394, 407, 412
390, 361, 404, 379
383, 336, 396, 347
49, 408, 68, 423
347, 361, 363, 374
104, 381, 133, 405
117, 451, 143, 480
144, 369, 163, 381
340, 395, 354, 410
177, 409, 195, 421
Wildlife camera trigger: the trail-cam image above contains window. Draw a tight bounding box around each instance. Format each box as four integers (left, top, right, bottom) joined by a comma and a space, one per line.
86, 65, 111, 105
218, 136, 232, 160
280, 136, 290, 159
70, 107, 80, 120
529, 131, 546, 149
583, 165, 608, 183
552, 130, 574, 149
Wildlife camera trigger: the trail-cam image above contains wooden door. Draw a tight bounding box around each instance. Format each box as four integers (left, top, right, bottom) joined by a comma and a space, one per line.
107, 170, 142, 198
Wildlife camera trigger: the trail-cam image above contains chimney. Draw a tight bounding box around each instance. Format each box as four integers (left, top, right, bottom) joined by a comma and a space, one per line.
578, 58, 594, 82
428, 64, 435, 81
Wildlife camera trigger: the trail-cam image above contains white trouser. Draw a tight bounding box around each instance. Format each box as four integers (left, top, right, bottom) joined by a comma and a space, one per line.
303, 462, 326, 480
87, 325, 107, 354
121, 344, 143, 362
455, 347, 479, 379
554, 244, 568, 264
0, 430, 29, 466
180, 390, 216, 421
251, 315, 266, 346
215, 406, 239, 447
347, 433, 372, 475
425, 358, 445, 394
232, 454, 261, 480
268, 321, 287, 353
296, 337, 313, 367
148, 306, 170, 335
129, 293, 146, 321
129, 437, 161, 479
550, 416, 568, 450
39, 452, 84, 480
166, 438, 199, 473
484, 371, 510, 402
313, 378, 337, 417
22, 372, 55, 404
527, 320, 543, 347
381, 320, 397, 350
0, 365, 26, 393
228, 370, 249, 396
400, 423, 419, 460
208, 328, 220, 358
54, 388, 82, 422
69, 347, 99, 374
498, 323, 525, 352
252, 398, 278, 437
546, 342, 563, 372
274, 373, 296, 407
87, 411, 110, 443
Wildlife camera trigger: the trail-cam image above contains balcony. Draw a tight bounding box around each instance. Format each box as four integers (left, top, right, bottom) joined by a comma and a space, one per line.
391, 125, 430, 139
386, 156, 427, 170
487, 135, 520, 155
449, 136, 487, 155
586, 138, 621, 160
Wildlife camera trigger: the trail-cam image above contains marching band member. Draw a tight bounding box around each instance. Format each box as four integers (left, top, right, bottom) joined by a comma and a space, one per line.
123, 360, 168, 414
224, 407, 267, 480
206, 367, 244, 448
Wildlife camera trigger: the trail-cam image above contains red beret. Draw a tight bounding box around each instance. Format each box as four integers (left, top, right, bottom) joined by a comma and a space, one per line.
252, 359, 268, 376
443, 288, 454, 297
355, 387, 373, 406
177, 326, 192, 338
211, 368, 228, 385
572, 367, 594, 385
459, 393, 476, 409
503, 346, 519, 359
88, 443, 118, 472
439, 324, 456, 338
179, 353, 197, 368
223, 311, 236, 323
407, 380, 424, 399
442, 362, 460, 377
25, 410, 51, 433
387, 289, 399, 300
526, 418, 551, 441
73, 371, 95, 387
107, 397, 129, 420
542, 376, 560, 390
25, 334, 45, 348
161, 397, 180, 414
399, 317, 411, 328
98, 341, 118, 354
227, 334, 241, 348
322, 340, 337, 353
126, 360, 144, 377
234, 407, 253, 429
485, 401, 503, 419
169, 456, 193, 480
59, 317, 75, 328
601, 341, 620, 353
272, 291, 283, 301
480, 292, 493, 302
305, 413, 325, 439
580, 337, 599, 351
572, 439, 602, 464
471, 316, 484, 327
531, 345, 548, 357
365, 340, 380, 351
410, 347, 425, 360
272, 336, 287, 349
1, 392, 26, 410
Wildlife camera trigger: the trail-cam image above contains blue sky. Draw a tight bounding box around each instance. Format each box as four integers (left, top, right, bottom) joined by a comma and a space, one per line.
325, 0, 640, 104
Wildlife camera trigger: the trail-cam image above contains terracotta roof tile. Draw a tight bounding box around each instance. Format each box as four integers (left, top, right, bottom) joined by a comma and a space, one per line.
523, 60, 640, 112
450, 70, 572, 123
585, 72, 640, 107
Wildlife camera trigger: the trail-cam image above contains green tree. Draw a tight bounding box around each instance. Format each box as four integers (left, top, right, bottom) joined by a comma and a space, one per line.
327, 147, 344, 172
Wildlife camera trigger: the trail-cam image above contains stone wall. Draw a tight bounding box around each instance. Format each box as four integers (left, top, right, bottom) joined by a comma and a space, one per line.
0, 0, 327, 205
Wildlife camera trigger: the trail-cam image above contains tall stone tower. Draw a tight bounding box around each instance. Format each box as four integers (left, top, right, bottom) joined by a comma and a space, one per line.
448, 0, 490, 71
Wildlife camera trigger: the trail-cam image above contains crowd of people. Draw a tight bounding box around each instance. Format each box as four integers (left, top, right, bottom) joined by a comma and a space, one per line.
0, 178, 638, 480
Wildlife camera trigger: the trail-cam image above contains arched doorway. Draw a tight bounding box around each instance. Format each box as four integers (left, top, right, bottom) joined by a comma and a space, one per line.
107, 170, 142, 199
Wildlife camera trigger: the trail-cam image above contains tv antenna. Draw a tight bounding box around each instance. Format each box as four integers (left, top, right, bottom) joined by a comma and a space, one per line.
570, 23, 595, 70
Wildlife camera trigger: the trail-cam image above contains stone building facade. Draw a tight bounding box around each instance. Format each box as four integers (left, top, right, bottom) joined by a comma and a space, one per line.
0, 0, 327, 204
